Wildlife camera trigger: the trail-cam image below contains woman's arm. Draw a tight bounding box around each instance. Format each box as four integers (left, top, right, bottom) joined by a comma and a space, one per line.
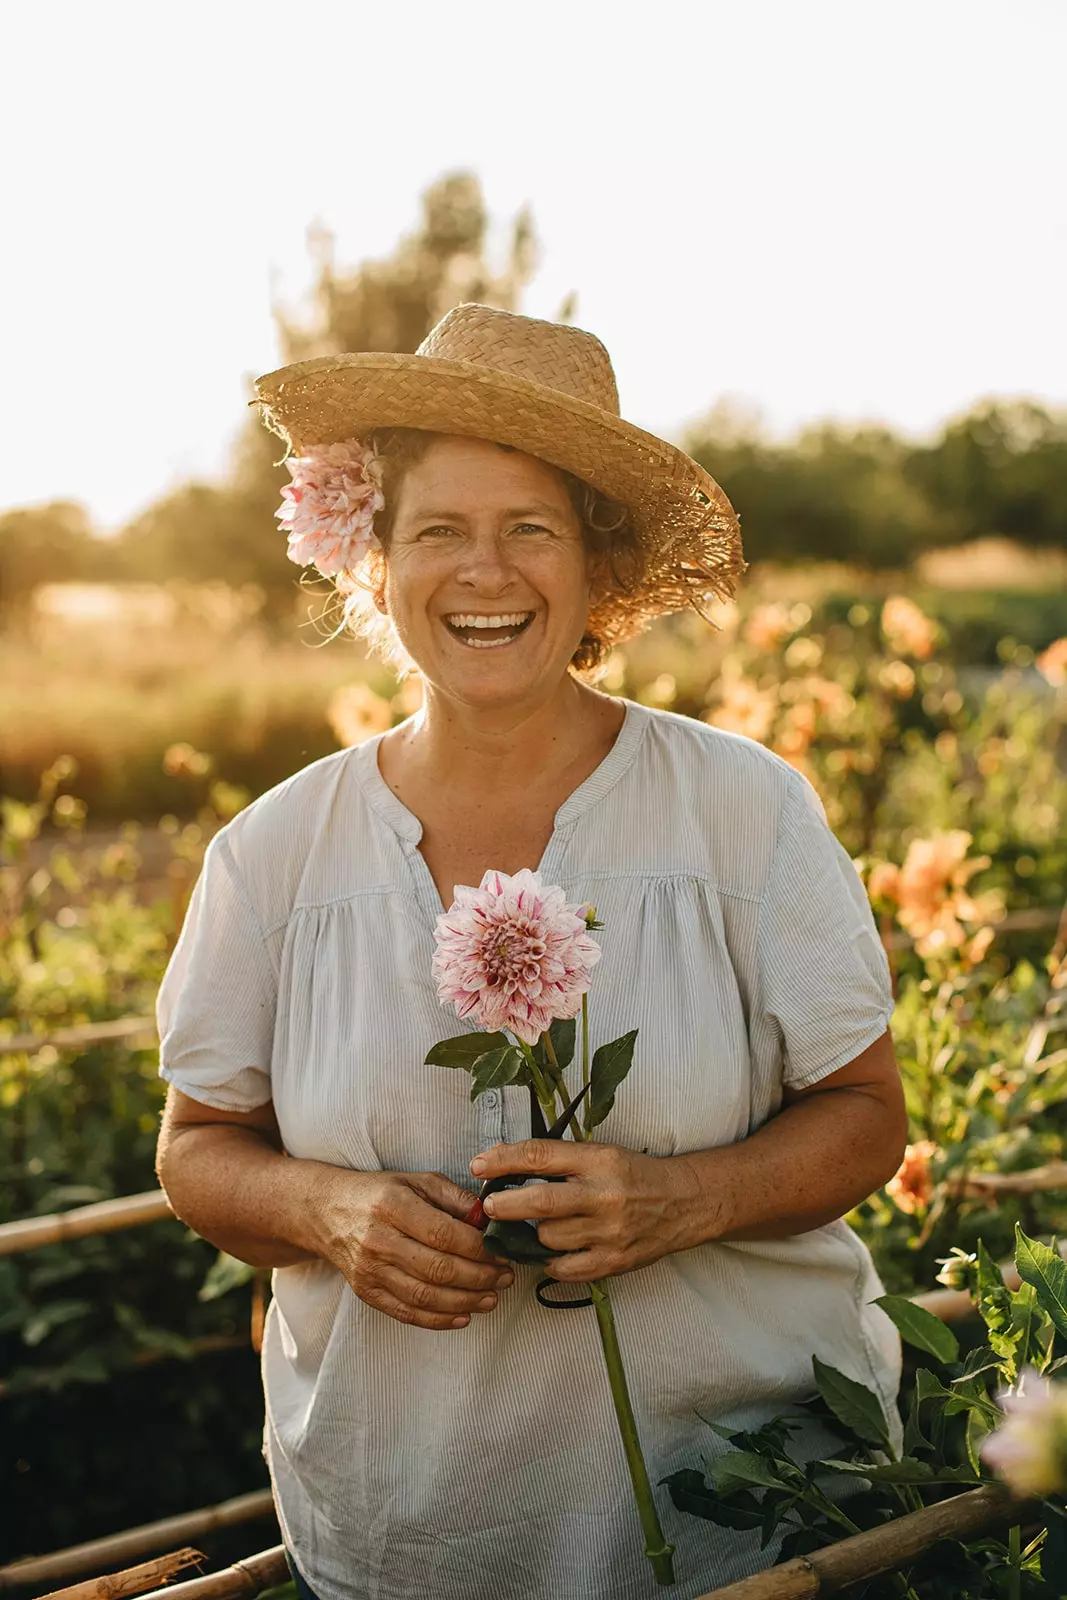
469, 1028, 908, 1281
156, 1088, 334, 1266
671, 1027, 908, 1244
155, 1087, 515, 1328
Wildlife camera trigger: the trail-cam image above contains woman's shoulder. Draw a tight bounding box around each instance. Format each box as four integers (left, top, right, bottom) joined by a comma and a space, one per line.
204, 746, 369, 916
632, 701, 806, 814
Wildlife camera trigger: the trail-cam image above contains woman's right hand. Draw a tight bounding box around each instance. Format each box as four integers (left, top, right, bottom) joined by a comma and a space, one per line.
314, 1167, 515, 1330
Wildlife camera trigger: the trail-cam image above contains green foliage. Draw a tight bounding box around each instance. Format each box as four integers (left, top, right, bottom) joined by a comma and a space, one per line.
664, 1227, 1067, 1595
685, 398, 1067, 566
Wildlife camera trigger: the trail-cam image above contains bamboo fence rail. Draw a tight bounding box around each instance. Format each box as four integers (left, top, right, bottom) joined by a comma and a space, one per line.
0, 1018, 156, 1058
134, 1548, 288, 1600
0, 1336, 247, 1402
697, 1484, 1019, 1598
0, 1495, 277, 1592
0, 1191, 173, 1257
41, 1548, 205, 1600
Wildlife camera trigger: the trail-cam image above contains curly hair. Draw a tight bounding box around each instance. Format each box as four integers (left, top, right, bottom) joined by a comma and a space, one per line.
333, 428, 645, 677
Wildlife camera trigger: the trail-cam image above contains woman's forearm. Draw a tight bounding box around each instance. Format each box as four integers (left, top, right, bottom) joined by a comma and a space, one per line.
671, 1085, 907, 1246
156, 1122, 340, 1267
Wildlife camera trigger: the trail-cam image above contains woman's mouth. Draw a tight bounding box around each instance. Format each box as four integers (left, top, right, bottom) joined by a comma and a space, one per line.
442, 611, 535, 649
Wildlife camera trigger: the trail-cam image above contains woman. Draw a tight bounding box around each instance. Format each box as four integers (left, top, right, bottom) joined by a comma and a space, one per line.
155, 303, 907, 1600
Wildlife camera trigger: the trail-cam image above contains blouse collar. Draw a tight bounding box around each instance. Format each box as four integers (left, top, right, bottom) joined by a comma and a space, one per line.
352, 697, 648, 848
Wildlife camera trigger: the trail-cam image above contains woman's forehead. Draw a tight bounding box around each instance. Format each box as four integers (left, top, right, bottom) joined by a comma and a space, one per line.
396, 435, 572, 515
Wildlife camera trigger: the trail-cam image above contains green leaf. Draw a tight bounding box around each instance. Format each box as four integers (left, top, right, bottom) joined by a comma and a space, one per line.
424, 1031, 509, 1069
584, 1029, 637, 1132
660, 1470, 763, 1530
199, 1250, 256, 1302
22, 1299, 93, 1347
469, 1046, 526, 1102
534, 1017, 576, 1081
812, 1355, 891, 1448
965, 1405, 994, 1476
1015, 1225, 1067, 1342
874, 1295, 959, 1365
709, 1451, 796, 1494
481, 1218, 558, 1263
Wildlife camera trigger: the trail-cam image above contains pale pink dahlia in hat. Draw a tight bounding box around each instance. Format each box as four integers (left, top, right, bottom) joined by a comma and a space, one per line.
276, 438, 385, 577
431, 869, 601, 1045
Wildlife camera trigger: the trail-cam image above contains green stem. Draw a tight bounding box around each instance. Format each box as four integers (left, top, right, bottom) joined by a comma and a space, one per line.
516, 1038, 560, 1123
581, 993, 590, 1106
1008, 1523, 1022, 1600
588, 1281, 676, 1587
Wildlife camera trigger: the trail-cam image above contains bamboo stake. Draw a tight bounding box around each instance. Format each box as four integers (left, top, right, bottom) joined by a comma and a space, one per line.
696, 1483, 1018, 1598
0, 1335, 247, 1401
136, 1548, 288, 1600
0, 1191, 173, 1257
0, 1493, 276, 1591
40, 1547, 205, 1600
958, 1160, 1067, 1197
0, 1017, 156, 1057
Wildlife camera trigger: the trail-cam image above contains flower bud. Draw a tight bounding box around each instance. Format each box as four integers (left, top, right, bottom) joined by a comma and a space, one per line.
935, 1247, 978, 1293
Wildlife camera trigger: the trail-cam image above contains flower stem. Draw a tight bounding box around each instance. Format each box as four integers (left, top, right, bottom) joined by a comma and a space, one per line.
517, 1038, 561, 1124
588, 1280, 676, 1587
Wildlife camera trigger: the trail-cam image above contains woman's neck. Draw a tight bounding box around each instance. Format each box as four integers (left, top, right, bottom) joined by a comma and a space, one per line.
391, 677, 622, 799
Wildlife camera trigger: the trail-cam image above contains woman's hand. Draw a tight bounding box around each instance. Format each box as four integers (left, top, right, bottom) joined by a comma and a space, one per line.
315, 1167, 515, 1330
469, 1140, 701, 1282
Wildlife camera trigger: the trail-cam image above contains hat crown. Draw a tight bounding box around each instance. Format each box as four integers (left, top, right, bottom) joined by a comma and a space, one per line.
416, 303, 621, 416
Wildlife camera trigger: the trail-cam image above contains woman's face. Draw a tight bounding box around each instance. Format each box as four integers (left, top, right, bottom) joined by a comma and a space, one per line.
381, 435, 596, 712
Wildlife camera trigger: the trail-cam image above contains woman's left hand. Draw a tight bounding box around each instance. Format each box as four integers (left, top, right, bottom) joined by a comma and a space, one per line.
469, 1139, 704, 1281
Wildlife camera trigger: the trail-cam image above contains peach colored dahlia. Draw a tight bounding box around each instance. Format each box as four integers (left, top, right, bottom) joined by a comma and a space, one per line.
431, 869, 601, 1045
276, 438, 384, 577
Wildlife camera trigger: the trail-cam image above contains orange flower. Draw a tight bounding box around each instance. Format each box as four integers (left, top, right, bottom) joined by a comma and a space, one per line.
706, 678, 778, 743
1036, 637, 1067, 687
886, 1140, 938, 1214
327, 683, 392, 747
867, 831, 1003, 960
881, 596, 936, 660
744, 603, 794, 651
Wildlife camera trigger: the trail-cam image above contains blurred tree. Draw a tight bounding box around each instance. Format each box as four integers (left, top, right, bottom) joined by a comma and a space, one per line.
0, 501, 109, 627
904, 400, 1067, 551
114, 172, 539, 624
685, 409, 946, 568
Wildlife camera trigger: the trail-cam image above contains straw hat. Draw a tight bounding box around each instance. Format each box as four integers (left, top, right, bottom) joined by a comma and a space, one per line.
250, 303, 745, 644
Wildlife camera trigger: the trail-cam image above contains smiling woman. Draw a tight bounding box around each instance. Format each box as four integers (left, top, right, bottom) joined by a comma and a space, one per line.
340, 426, 642, 675
154, 303, 906, 1600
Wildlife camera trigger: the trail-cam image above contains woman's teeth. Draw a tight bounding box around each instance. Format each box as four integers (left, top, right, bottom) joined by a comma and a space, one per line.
444, 612, 534, 648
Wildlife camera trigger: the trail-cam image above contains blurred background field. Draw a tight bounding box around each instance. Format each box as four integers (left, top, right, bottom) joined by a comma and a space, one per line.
2, 5, 1067, 1589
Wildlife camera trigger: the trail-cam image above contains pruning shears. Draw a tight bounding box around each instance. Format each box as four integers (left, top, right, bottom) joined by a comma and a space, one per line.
462, 1082, 589, 1230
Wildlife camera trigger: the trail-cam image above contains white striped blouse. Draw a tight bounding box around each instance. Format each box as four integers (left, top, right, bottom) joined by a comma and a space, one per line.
157, 697, 900, 1600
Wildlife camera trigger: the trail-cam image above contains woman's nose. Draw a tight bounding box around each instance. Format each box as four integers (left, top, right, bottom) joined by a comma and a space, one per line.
454, 535, 517, 590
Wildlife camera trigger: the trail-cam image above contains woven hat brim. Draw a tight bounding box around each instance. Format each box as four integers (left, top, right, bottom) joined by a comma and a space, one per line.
251, 352, 745, 637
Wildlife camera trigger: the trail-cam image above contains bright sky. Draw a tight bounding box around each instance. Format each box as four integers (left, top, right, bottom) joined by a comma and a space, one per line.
2, 0, 1064, 533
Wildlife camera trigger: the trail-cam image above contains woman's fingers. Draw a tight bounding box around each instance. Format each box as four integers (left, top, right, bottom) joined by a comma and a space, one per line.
408, 1169, 484, 1222
375, 1261, 504, 1323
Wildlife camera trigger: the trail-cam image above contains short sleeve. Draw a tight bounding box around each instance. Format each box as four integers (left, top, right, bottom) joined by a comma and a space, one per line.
758, 771, 894, 1089
156, 828, 276, 1111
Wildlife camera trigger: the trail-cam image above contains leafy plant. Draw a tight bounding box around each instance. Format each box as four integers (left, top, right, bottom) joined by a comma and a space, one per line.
663, 1226, 1067, 1597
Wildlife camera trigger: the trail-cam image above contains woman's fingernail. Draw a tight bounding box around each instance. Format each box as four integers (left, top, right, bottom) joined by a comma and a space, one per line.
483, 1196, 496, 1215
470, 1157, 487, 1175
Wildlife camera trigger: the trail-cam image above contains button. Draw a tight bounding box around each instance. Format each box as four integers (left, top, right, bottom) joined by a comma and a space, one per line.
483, 1090, 500, 1110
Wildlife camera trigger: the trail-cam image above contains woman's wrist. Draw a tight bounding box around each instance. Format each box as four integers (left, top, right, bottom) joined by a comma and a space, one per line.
662, 1147, 736, 1251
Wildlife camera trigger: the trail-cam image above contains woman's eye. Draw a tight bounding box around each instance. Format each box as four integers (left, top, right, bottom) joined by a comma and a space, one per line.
418, 525, 456, 539
513, 523, 553, 536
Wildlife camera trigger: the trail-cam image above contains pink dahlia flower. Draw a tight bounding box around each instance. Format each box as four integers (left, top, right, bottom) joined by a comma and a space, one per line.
275, 437, 385, 577
431, 869, 602, 1045
981, 1369, 1067, 1496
